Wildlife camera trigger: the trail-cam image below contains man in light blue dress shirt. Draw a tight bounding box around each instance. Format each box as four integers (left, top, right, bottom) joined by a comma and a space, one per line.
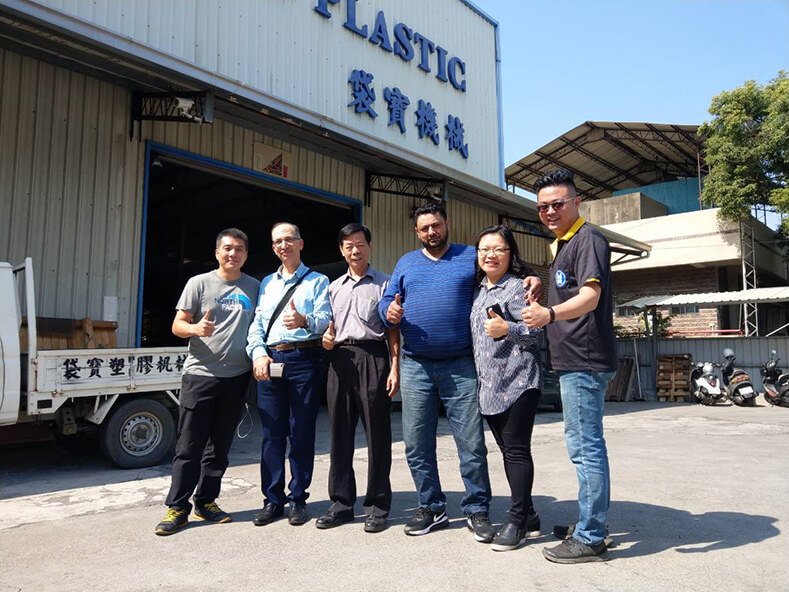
247, 222, 331, 527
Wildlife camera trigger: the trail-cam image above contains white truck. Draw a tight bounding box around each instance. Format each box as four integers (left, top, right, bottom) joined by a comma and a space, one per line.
0, 258, 186, 468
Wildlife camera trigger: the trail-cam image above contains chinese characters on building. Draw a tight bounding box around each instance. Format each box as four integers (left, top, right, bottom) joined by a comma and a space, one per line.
348, 69, 469, 159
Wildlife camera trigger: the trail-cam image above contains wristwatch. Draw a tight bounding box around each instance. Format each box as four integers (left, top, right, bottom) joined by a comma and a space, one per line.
548, 307, 556, 324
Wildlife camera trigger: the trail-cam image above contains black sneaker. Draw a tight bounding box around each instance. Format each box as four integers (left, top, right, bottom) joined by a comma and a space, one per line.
404, 507, 449, 536
491, 513, 541, 552
553, 523, 575, 539
466, 512, 495, 543
194, 501, 231, 523
542, 537, 608, 564
491, 523, 527, 551
553, 522, 613, 547
154, 508, 188, 536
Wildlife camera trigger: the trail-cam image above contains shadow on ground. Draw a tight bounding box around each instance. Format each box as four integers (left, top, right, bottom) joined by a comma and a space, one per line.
233, 490, 779, 560
535, 496, 780, 558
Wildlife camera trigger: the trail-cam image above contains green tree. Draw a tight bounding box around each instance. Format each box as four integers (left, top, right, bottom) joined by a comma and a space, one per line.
700, 71, 789, 241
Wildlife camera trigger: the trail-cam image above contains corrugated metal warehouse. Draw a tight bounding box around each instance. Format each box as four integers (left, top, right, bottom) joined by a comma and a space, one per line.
0, 0, 642, 348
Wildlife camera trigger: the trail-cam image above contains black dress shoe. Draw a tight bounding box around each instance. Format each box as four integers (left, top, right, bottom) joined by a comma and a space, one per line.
316, 509, 355, 529
253, 502, 284, 526
288, 503, 308, 525
364, 514, 387, 533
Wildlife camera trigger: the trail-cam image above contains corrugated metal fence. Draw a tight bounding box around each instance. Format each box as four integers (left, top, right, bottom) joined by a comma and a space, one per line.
616, 336, 789, 399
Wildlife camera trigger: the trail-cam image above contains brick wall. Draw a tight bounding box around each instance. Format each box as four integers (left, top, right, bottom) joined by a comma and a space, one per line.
613, 265, 721, 335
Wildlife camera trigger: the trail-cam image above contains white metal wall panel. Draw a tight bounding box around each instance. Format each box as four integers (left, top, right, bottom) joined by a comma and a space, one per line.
31, 0, 502, 186
0, 47, 366, 346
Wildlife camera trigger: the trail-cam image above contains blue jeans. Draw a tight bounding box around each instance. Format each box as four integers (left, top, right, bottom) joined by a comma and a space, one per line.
400, 355, 491, 516
257, 347, 323, 506
558, 370, 616, 546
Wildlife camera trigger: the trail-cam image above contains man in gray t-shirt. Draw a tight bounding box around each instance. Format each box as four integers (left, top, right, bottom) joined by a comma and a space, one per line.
177, 271, 259, 378
155, 228, 260, 537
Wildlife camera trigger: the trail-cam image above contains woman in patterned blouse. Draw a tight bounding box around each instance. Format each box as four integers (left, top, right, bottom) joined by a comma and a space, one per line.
470, 225, 543, 552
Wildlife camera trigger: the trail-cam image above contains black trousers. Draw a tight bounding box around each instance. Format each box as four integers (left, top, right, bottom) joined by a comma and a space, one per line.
484, 389, 540, 527
165, 372, 251, 512
326, 342, 392, 516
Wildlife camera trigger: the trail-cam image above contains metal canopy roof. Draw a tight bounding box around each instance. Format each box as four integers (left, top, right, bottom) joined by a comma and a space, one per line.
623, 287, 789, 309
505, 121, 706, 200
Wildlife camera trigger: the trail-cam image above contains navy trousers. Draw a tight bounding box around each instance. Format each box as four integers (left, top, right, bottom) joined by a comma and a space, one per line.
256, 347, 323, 506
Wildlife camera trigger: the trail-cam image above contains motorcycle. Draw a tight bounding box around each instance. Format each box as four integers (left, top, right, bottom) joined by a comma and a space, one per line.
761, 349, 789, 408
690, 361, 724, 406
720, 348, 756, 407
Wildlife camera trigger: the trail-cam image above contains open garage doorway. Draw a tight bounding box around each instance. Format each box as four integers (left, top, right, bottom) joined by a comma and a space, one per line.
138, 144, 360, 346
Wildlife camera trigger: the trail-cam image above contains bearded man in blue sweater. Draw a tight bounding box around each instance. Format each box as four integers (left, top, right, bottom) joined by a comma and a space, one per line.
379, 203, 542, 542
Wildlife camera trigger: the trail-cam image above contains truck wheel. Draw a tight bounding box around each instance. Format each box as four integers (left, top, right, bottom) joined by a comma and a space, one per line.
100, 398, 175, 469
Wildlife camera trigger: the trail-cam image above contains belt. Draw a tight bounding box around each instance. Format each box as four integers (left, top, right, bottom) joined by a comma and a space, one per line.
270, 339, 322, 352
337, 339, 385, 347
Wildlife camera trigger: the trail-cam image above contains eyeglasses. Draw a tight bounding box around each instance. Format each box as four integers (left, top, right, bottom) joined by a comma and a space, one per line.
537, 197, 575, 213
272, 237, 298, 246
477, 247, 510, 256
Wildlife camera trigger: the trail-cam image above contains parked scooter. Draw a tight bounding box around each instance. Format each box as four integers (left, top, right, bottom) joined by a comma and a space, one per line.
690, 361, 724, 405
720, 348, 756, 407
721, 347, 756, 407
761, 349, 789, 407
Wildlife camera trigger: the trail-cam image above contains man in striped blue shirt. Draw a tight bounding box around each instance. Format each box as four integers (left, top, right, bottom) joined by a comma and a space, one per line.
379, 203, 541, 542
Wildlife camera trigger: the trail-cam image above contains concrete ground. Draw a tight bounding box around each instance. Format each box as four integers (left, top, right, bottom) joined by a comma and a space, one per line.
1, 399, 787, 592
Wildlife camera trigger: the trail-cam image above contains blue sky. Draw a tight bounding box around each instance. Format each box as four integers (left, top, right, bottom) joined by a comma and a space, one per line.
487, 0, 789, 166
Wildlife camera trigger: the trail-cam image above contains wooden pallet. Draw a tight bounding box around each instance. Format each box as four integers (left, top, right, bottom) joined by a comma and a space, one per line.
656, 354, 692, 402
657, 388, 691, 402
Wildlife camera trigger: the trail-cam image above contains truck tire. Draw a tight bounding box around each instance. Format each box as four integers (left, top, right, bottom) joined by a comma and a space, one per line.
99, 398, 175, 469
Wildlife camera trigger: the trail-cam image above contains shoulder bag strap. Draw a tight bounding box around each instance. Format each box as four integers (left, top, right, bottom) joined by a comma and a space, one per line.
262, 269, 314, 344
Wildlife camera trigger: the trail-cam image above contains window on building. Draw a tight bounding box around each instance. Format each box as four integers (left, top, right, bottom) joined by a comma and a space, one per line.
670, 305, 699, 315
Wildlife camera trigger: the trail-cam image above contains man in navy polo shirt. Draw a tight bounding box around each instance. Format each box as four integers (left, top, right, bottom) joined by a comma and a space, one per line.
379, 202, 542, 542
523, 170, 617, 564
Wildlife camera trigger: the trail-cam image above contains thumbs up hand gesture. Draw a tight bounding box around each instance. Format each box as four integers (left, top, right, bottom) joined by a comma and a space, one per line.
522, 292, 550, 328
283, 298, 307, 330
484, 307, 509, 339
322, 320, 336, 351
386, 292, 404, 325
194, 310, 216, 337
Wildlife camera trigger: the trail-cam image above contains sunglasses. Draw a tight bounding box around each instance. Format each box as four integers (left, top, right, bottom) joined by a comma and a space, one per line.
536, 197, 575, 213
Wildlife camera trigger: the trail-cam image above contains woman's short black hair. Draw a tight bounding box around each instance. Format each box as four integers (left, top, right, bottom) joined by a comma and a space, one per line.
474, 225, 535, 284
337, 222, 372, 245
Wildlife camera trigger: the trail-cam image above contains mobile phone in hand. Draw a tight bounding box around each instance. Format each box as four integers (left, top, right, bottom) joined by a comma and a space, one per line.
270, 363, 284, 378
485, 303, 506, 341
